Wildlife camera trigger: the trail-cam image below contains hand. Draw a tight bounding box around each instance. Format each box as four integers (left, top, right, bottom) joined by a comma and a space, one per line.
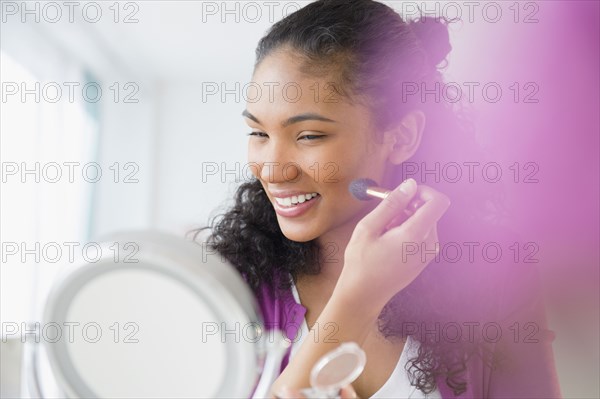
336, 178, 451, 312
273, 384, 359, 398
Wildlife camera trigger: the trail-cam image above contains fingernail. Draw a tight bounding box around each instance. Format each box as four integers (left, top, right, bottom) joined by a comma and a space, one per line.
399, 178, 416, 195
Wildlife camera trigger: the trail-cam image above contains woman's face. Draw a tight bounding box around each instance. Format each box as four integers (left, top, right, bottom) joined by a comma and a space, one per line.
244, 49, 396, 243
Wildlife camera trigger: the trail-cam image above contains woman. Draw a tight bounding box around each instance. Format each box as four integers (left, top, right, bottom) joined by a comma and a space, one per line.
194, 0, 561, 397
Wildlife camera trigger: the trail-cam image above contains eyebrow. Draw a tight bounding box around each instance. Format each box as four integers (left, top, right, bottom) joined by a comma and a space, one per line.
242, 110, 338, 127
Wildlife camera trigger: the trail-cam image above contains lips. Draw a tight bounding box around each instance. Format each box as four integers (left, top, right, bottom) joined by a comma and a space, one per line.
272, 193, 321, 218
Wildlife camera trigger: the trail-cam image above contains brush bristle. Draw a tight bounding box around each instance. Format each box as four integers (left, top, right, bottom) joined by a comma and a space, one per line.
349, 178, 378, 201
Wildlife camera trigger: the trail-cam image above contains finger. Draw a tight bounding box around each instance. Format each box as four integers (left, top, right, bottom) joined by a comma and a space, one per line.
273, 386, 303, 399
391, 225, 440, 275
421, 224, 441, 265
423, 223, 437, 241
358, 178, 418, 237
384, 186, 450, 243
340, 385, 359, 399
384, 196, 426, 232
412, 224, 441, 268
384, 211, 409, 232
406, 196, 426, 215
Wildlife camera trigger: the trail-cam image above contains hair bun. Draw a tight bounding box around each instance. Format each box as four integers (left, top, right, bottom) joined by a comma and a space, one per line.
409, 17, 452, 67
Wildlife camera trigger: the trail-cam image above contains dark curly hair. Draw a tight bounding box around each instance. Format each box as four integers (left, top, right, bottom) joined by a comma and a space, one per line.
191, 0, 507, 395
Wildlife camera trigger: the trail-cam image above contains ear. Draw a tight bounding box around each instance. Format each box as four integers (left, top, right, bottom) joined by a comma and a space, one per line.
385, 110, 426, 164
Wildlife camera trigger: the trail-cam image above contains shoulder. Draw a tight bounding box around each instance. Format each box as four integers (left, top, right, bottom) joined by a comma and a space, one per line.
240, 270, 302, 333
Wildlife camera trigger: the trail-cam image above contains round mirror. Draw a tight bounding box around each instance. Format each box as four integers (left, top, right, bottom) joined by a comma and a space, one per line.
40, 231, 269, 398
310, 342, 366, 391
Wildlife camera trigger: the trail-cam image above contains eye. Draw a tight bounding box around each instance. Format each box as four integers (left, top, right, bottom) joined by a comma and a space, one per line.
299, 134, 325, 141
247, 131, 268, 138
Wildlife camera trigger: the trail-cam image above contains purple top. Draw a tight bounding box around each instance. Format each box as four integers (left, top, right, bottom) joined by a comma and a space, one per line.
248, 266, 562, 398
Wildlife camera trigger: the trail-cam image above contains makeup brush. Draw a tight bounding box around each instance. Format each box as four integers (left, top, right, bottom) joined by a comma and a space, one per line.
349, 178, 391, 200
349, 178, 423, 216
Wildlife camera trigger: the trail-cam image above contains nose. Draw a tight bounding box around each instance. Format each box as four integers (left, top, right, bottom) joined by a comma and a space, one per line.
256, 141, 301, 184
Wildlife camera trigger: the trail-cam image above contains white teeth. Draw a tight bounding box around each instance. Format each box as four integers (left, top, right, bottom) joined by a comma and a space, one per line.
275, 193, 319, 207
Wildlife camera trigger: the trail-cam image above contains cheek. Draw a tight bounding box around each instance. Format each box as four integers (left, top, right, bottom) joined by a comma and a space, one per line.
332, 152, 372, 182
310, 144, 363, 182
247, 145, 264, 179
319, 151, 387, 205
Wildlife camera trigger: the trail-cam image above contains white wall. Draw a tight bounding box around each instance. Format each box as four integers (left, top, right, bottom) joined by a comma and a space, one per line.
153, 81, 251, 235
83, 1, 273, 238
90, 83, 159, 239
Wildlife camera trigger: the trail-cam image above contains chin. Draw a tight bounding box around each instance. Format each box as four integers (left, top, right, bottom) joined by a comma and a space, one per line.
278, 222, 319, 243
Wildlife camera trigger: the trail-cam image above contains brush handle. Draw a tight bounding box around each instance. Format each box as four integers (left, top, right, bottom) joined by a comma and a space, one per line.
365, 187, 390, 200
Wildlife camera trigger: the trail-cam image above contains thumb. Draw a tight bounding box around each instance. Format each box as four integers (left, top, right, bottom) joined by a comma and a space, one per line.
340, 384, 359, 398
273, 386, 300, 399
358, 178, 418, 236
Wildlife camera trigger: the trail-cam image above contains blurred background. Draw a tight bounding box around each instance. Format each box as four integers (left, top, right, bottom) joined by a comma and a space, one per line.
1, 1, 598, 398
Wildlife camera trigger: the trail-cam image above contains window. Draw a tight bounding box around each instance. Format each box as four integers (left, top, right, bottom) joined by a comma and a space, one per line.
1, 50, 99, 330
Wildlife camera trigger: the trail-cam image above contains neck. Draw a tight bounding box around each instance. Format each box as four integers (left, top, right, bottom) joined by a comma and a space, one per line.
314, 226, 352, 284
311, 202, 377, 286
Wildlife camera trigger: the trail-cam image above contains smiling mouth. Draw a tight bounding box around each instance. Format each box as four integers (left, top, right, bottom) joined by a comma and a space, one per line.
274, 193, 320, 207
